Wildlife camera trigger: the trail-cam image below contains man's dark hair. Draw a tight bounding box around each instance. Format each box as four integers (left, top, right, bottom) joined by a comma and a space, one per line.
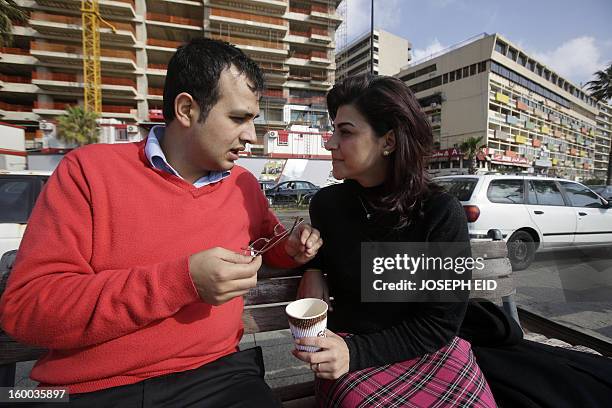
327, 74, 441, 227
163, 38, 265, 124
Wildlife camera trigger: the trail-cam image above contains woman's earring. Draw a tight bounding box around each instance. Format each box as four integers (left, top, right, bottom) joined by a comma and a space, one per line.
383, 150, 390, 156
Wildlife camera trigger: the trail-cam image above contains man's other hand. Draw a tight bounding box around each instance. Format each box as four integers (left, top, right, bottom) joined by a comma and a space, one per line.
189, 248, 261, 305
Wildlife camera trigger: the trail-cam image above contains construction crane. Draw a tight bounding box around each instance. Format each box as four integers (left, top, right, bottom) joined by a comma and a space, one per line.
81, 0, 116, 114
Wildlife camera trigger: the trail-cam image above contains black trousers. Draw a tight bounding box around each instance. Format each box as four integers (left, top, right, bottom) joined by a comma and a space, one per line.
25, 347, 281, 408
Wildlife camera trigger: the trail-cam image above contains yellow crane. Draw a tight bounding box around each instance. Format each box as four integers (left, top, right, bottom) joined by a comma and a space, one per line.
81, 0, 116, 114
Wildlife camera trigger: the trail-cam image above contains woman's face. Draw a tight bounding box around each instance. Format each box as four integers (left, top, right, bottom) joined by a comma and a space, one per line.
325, 104, 390, 187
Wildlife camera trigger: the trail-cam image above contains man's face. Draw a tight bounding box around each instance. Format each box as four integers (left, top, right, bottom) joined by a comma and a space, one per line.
186, 67, 259, 173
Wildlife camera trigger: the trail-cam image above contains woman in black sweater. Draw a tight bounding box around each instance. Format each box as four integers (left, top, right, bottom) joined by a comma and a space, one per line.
291, 75, 497, 407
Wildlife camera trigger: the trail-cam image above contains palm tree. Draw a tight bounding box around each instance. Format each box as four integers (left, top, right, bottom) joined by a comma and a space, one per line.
586, 63, 612, 185
0, 0, 28, 47
57, 106, 100, 146
460, 136, 484, 174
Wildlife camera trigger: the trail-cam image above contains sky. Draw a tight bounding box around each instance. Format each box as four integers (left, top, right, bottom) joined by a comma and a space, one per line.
337, 0, 612, 86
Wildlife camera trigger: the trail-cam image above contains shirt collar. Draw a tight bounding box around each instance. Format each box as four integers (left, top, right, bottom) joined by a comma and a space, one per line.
145, 125, 230, 187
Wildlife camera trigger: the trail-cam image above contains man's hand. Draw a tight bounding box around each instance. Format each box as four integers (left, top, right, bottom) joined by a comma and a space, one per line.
291, 330, 350, 379
285, 223, 322, 264
188, 247, 261, 305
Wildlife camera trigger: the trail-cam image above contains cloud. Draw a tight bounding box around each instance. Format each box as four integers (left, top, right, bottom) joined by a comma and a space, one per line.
527, 37, 608, 86
337, 0, 402, 46
411, 39, 447, 63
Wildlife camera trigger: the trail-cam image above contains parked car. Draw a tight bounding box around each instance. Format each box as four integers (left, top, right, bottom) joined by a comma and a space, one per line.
589, 185, 612, 201
258, 180, 276, 191
0, 170, 52, 257
265, 180, 319, 206
434, 175, 612, 270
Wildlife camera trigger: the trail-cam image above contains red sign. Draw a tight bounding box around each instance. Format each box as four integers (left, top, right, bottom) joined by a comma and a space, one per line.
491, 154, 529, 166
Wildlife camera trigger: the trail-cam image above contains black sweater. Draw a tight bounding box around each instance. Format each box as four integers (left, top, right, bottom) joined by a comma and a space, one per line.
306, 180, 471, 371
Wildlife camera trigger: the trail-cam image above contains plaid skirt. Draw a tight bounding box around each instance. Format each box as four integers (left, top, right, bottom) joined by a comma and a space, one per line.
314, 336, 496, 408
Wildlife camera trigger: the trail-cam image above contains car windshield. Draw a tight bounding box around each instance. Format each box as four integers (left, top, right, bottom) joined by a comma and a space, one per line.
0, 178, 35, 223
436, 178, 478, 201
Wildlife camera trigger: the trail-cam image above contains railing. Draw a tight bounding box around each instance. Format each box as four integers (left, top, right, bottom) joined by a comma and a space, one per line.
310, 27, 328, 36
33, 101, 72, 110
0, 74, 31, 83
287, 96, 326, 105
146, 38, 182, 48
210, 8, 287, 27
0, 47, 30, 55
289, 29, 309, 37
311, 51, 328, 59
30, 12, 136, 34
102, 105, 134, 113
32, 72, 135, 87
258, 62, 287, 72
209, 34, 286, 50
148, 87, 164, 95
30, 41, 136, 61
146, 12, 201, 27
289, 5, 310, 14
147, 63, 167, 70
0, 101, 32, 111
292, 52, 310, 59
311, 4, 329, 13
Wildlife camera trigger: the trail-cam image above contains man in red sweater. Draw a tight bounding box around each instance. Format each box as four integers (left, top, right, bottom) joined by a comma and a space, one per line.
0, 39, 322, 407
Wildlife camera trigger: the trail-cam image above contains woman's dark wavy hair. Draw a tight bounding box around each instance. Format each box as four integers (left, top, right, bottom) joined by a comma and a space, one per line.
327, 74, 440, 227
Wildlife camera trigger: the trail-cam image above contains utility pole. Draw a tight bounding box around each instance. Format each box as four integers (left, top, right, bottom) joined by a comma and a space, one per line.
370, 0, 374, 75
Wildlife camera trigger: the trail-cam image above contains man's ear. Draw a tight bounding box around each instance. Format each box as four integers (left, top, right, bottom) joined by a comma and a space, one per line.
383, 130, 396, 153
174, 92, 195, 128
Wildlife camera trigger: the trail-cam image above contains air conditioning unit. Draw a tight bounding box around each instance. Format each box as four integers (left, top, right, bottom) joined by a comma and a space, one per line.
39, 122, 54, 131
126, 125, 139, 133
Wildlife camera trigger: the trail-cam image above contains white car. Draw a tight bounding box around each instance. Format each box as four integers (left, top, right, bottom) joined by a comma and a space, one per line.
0, 170, 52, 257
434, 174, 612, 270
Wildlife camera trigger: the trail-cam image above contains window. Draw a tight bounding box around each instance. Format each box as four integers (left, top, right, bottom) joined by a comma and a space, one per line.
478, 61, 487, 73
528, 60, 536, 71
449, 71, 455, 81
462, 67, 469, 77
436, 178, 478, 201
0, 178, 36, 223
487, 179, 524, 204
455, 69, 462, 80
508, 48, 517, 61
470, 64, 477, 76
442, 73, 448, 84
518, 54, 526, 66
528, 180, 565, 206
115, 128, 128, 141
559, 182, 603, 208
495, 41, 507, 55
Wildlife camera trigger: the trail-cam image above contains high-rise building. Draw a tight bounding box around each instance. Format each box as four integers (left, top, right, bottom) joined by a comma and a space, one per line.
396, 33, 611, 181
335, 28, 411, 81
0, 0, 342, 152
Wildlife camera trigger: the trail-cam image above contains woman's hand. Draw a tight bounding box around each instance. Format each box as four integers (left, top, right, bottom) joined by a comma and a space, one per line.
297, 269, 331, 310
291, 330, 349, 379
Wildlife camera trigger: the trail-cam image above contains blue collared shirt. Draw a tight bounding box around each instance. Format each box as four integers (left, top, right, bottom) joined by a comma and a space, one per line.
145, 125, 230, 187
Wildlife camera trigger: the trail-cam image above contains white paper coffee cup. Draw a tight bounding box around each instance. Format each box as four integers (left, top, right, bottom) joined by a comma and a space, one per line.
286, 298, 328, 352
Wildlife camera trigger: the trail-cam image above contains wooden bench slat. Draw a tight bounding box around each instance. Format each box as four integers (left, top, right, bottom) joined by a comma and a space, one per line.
243, 305, 289, 334
0, 333, 45, 365
245, 277, 300, 306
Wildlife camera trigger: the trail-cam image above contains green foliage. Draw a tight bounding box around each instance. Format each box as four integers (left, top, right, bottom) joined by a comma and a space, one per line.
460, 136, 484, 175
586, 63, 612, 103
0, 0, 28, 47
56, 106, 100, 146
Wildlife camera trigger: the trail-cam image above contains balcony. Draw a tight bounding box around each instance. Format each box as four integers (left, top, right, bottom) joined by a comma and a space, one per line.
30, 41, 137, 71
0, 101, 38, 121
147, 87, 164, 101
35, 0, 136, 18
209, 34, 288, 56
286, 27, 332, 46
209, 8, 287, 32
146, 12, 202, 30
286, 4, 342, 25
29, 12, 136, 44
32, 72, 137, 98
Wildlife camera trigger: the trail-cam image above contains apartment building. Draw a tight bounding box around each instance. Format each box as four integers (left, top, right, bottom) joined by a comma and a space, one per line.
0, 0, 342, 152
396, 33, 611, 181
335, 28, 411, 81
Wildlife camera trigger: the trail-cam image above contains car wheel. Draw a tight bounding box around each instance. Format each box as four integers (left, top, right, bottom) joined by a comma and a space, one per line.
506, 231, 535, 271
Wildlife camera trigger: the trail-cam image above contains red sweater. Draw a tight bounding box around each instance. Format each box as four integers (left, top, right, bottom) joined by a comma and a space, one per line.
0, 140, 296, 393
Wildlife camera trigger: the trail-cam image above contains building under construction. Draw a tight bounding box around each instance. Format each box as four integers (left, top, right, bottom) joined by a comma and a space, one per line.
0, 0, 343, 153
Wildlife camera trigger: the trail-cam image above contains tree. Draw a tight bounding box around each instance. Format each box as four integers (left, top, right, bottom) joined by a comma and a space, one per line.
0, 0, 28, 47
585, 63, 612, 185
56, 106, 100, 146
460, 136, 484, 175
